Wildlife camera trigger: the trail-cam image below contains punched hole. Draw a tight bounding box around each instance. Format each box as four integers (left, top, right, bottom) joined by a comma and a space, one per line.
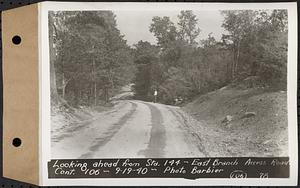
12, 35, 21, 45
12, 138, 22, 147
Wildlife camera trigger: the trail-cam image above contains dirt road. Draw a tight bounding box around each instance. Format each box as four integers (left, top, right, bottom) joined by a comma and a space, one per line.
51, 100, 207, 159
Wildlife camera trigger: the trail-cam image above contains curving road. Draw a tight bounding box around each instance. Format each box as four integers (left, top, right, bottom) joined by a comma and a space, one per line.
51, 100, 206, 159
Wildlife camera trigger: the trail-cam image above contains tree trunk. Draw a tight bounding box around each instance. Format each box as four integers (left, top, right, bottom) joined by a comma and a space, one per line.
105, 87, 109, 103
49, 12, 59, 106
79, 89, 82, 102
90, 85, 93, 105
109, 67, 114, 89
235, 39, 241, 77
62, 72, 66, 99
231, 47, 236, 80
94, 82, 97, 106
226, 53, 231, 82
92, 57, 97, 106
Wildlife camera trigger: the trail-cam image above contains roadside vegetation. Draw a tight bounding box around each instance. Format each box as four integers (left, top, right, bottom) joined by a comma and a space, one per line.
50, 10, 287, 107
49, 11, 135, 108
133, 10, 287, 104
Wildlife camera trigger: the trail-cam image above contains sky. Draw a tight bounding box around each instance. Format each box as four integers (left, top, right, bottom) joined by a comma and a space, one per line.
114, 10, 226, 46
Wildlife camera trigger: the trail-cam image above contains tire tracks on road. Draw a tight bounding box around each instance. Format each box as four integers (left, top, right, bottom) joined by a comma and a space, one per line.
79, 102, 138, 159
140, 102, 166, 158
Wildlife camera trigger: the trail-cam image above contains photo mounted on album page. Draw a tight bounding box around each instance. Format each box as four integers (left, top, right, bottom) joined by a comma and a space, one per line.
37, 1, 297, 186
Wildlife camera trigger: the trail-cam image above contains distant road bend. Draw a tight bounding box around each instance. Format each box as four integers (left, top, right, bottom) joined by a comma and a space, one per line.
51, 100, 206, 159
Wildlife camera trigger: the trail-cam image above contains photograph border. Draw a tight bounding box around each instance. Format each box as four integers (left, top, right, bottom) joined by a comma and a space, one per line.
39, 1, 298, 186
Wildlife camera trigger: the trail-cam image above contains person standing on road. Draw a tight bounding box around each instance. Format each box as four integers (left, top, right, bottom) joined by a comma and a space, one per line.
154, 89, 158, 103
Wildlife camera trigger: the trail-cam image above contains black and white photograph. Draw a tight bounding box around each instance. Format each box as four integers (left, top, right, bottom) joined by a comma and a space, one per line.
38, 2, 299, 185
49, 7, 291, 159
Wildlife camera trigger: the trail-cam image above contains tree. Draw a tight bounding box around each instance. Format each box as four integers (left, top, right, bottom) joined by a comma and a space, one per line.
177, 10, 201, 45
148, 12, 225, 103
221, 10, 288, 88
149, 16, 177, 49
49, 11, 60, 106
50, 11, 134, 106
132, 41, 161, 101
254, 10, 288, 88
222, 10, 259, 80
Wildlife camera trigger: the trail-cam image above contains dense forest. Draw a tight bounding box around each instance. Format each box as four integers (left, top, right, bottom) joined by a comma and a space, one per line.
49, 9, 288, 107
49, 11, 135, 107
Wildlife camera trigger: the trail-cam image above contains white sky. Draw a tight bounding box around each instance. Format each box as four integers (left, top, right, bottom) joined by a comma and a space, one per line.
114, 10, 226, 46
